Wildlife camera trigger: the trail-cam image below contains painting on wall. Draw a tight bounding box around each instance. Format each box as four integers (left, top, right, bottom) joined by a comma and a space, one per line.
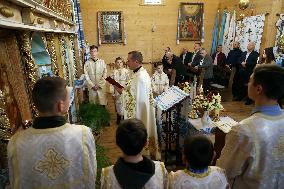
178, 3, 204, 41
98, 11, 124, 44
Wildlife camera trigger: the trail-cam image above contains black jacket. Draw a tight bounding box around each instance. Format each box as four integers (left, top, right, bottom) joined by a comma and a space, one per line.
239, 50, 259, 74
226, 48, 243, 67
191, 50, 203, 67
180, 52, 193, 65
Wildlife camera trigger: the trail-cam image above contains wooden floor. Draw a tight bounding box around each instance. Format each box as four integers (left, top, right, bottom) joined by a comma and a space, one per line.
99, 93, 253, 164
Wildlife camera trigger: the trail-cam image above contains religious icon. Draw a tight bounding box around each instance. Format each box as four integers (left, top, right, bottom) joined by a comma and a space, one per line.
178, 3, 204, 41
98, 11, 124, 44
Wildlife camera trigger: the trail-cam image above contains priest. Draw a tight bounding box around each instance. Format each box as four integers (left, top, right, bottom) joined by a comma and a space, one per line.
115, 51, 160, 160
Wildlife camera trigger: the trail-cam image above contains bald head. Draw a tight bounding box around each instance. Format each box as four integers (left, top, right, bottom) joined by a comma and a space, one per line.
247, 42, 255, 52
233, 41, 240, 49
165, 52, 173, 60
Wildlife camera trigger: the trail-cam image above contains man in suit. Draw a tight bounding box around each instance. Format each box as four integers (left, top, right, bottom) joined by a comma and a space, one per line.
162, 46, 171, 69
238, 42, 259, 105
194, 48, 213, 93
227, 42, 243, 100
190, 42, 203, 67
165, 52, 187, 85
212, 45, 229, 86
188, 42, 203, 79
180, 47, 193, 65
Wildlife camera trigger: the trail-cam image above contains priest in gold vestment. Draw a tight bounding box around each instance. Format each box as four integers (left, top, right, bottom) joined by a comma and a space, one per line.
115, 51, 160, 160
8, 77, 97, 189
217, 65, 284, 189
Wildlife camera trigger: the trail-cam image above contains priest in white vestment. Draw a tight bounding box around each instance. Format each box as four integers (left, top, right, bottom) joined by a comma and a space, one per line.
115, 51, 160, 160
84, 45, 107, 105
8, 77, 97, 189
217, 65, 284, 189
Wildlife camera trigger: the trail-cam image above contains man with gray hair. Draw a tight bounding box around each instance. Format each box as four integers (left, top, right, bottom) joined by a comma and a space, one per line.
238, 42, 259, 105
165, 51, 187, 85
194, 48, 213, 92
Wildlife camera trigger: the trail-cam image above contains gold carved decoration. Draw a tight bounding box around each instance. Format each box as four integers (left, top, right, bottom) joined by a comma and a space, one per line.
17, 32, 39, 117
45, 33, 59, 75
44, 0, 73, 21
0, 90, 11, 142
239, 0, 250, 10
278, 34, 284, 52
68, 34, 78, 79
54, 20, 58, 28
0, 90, 11, 169
37, 18, 44, 24
0, 7, 14, 18
34, 148, 70, 180
59, 35, 69, 81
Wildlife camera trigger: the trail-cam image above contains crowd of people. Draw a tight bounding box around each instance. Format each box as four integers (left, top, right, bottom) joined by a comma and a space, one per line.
162, 41, 282, 105
6, 43, 284, 188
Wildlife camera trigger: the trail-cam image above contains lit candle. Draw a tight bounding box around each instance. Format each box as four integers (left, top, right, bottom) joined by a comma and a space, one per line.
199, 85, 203, 93
257, 57, 259, 64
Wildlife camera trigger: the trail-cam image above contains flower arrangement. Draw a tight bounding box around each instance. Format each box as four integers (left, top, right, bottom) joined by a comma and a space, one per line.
189, 90, 223, 120
178, 81, 191, 94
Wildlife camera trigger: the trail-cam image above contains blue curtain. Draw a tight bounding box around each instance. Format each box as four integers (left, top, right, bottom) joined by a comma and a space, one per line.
210, 11, 219, 55
218, 11, 227, 46
73, 0, 90, 62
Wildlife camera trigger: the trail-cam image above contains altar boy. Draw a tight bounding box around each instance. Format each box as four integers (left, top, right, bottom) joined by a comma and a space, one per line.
100, 119, 167, 189
169, 135, 229, 189
151, 62, 169, 97
7, 77, 97, 188
111, 57, 130, 124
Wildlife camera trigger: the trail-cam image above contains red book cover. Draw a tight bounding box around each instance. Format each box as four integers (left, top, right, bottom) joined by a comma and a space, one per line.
105, 76, 124, 89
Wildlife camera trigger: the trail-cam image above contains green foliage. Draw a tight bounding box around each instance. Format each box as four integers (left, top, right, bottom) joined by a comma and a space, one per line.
95, 144, 112, 188
78, 103, 110, 131
78, 102, 112, 188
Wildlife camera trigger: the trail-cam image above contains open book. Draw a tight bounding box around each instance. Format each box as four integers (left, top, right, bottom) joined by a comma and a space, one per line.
105, 76, 124, 89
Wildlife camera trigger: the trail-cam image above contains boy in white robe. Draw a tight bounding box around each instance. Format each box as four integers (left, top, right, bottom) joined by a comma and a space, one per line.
7, 77, 97, 189
151, 62, 169, 97
84, 45, 107, 105
111, 57, 130, 124
101, 118, 167, 189
169, 135, 229, 189
217, 65, 284, 189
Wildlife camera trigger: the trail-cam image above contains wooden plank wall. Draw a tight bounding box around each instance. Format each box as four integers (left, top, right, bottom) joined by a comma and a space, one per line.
218, 0, 284, 54
80, 0, 220, 65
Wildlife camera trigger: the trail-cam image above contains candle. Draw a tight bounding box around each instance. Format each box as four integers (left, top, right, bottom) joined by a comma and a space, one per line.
199, 85, 203, 93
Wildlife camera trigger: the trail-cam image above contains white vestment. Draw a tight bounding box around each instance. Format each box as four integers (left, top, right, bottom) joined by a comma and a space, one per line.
122, 67, 160, 159
111, 68, 130, 115
8, 124, 97, 189
84, 58, 107, 105
151, 71, 169, 96
217, 112, 284, 189
168, 166, 229, 189
100, 161, 167, 189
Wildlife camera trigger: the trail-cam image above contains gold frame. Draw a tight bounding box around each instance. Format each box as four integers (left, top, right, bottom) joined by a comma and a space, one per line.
139, 0, 165, 6
98, 11, 124, 44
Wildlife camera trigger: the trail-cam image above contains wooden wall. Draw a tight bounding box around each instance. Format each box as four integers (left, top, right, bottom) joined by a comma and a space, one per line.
218, 0, 284, 53
80, 0, 220, 65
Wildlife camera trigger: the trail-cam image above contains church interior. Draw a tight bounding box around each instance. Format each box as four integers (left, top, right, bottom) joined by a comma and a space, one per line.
0, 0, 284, 188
